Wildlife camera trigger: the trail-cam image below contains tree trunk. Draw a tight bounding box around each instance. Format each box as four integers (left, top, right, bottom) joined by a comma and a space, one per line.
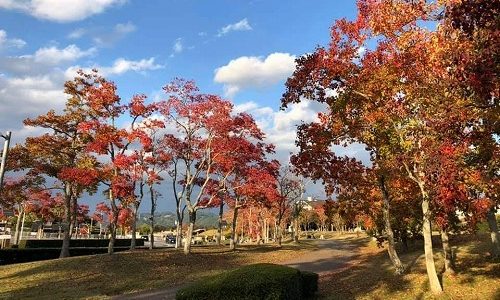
293, 218, 300, 243
277, 216, 283, 247
486, 206, 499, 258
149, 218, 154, 250
130, 204, 139, 250
421, 192, 443, 293
401, 230, 409, 252
12, 204, 23, 245
60, 184, 72, 258
183, 210, 196, 254
71, 196, 78, 238
441, 229, 455, 274
175, 205, 184, 249
264, 218, 268, 243
257, 212, 263, 245
108, 192, 118, 255
108, 217, 117, 255
175, 223, 182, 249
230, 207, 239, 250
149, 185, 156, 250
216, 201, 224, 245
379, 175, 405, 274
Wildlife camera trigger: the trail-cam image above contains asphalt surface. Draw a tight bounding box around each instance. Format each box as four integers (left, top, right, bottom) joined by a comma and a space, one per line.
281, 239, 362, 275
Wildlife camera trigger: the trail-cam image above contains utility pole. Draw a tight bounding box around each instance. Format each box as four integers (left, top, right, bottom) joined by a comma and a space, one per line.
0, 131, 12, 191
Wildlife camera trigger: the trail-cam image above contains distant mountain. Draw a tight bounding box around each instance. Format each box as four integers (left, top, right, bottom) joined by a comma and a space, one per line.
137, 210, 219, 229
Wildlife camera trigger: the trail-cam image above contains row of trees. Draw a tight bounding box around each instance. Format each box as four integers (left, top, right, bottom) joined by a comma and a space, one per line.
0, 71, 311, 257
282, 0, 498, 294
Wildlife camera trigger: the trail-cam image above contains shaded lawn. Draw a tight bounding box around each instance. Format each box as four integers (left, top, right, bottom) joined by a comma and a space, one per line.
318, 233, 500, 300
2, 233, 497, 300
0, 243, 313, 300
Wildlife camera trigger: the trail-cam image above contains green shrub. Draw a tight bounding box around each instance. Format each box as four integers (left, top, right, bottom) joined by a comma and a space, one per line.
0, 247, 131, 265
17, 238, 143, 249
301, 271, 319, 297
176, 263, 318, 300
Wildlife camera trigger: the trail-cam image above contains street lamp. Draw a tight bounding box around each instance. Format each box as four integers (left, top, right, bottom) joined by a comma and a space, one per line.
0, 131, 12, 191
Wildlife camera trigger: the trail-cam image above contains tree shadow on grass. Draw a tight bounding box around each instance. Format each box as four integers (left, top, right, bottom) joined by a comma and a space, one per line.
0, 248, 247, 299
316, 249, 420, 300
316, 233, 500, 300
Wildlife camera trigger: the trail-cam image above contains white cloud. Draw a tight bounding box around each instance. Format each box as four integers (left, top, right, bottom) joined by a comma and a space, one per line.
234, 101, 259, 114
92, 22, 137, 47
68, 22, 136, 45
34, 44, 96, 65
172, 38, 183, 54
232, 100, 371, 168
0, 41, 162, 148
66, 57, 164, 78
0, 0, 125, 22
357, 46, 366, 56
67, 28, 87, 39
105, 57, 163, 75
232, 100, 324, 151
0, 29, 26, 49
214, 52, 296, 97
0, 44, 96, 78
0, 73, 67, 143
114, 22, 136, 34
217, 18, 252, 37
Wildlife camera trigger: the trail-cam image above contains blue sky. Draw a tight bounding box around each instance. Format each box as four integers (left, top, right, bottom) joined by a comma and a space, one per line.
0, 0, 368, 211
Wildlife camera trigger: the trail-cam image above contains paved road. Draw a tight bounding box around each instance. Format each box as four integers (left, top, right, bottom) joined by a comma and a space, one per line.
281, 239, 364, 275
113, 238, 365, 300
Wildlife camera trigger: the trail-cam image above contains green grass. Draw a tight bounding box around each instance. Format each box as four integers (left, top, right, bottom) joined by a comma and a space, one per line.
0, 243, 310, 299
1, 233, 498, 300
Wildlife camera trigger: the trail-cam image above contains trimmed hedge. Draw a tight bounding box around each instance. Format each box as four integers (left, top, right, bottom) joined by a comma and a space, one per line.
176, 263, 318, 300
300, 271, 319, 298
0, 247, 131, 265
18, 238, 143, 249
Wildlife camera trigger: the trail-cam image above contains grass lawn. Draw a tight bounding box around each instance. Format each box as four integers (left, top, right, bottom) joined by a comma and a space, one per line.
0, 233, 498, 299
318, 233, 500, 300
0, 242, 314, 299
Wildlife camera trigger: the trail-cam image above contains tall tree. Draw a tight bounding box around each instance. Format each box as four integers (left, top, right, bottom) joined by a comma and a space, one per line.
131, 118, 169, 249
12, 79, 100, 257
275, 167, 303, 246
159, 79, 274, 254
280, 0, 483, 290
442, 0, 500, 258
76, 70, 153, 254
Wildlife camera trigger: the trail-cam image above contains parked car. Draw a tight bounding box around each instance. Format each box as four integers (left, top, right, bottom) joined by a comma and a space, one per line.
166, 235, 176, 244
141, 235, 149, 241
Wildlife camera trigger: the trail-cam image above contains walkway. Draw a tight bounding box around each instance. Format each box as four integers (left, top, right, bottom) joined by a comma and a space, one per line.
281, 238, 366, 275
113, 237, 368, 300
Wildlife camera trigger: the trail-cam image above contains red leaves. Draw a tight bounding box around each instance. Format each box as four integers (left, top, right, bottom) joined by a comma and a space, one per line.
111, 176, 134, 199
113, 154, 135, 169
58, 167, 99, 186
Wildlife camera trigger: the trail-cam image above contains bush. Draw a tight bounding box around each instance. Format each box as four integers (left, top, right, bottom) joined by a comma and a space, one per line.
175, 263, 318, 300
18, 238, 143, 249
301, 271, 319, 297
0, 247, 130, 265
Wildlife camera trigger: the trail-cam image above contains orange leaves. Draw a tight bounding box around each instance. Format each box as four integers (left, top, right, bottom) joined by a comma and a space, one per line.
358, 0, 432, 37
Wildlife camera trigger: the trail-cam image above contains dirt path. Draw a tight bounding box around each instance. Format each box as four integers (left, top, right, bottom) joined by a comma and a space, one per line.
113, 237, 368, 300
